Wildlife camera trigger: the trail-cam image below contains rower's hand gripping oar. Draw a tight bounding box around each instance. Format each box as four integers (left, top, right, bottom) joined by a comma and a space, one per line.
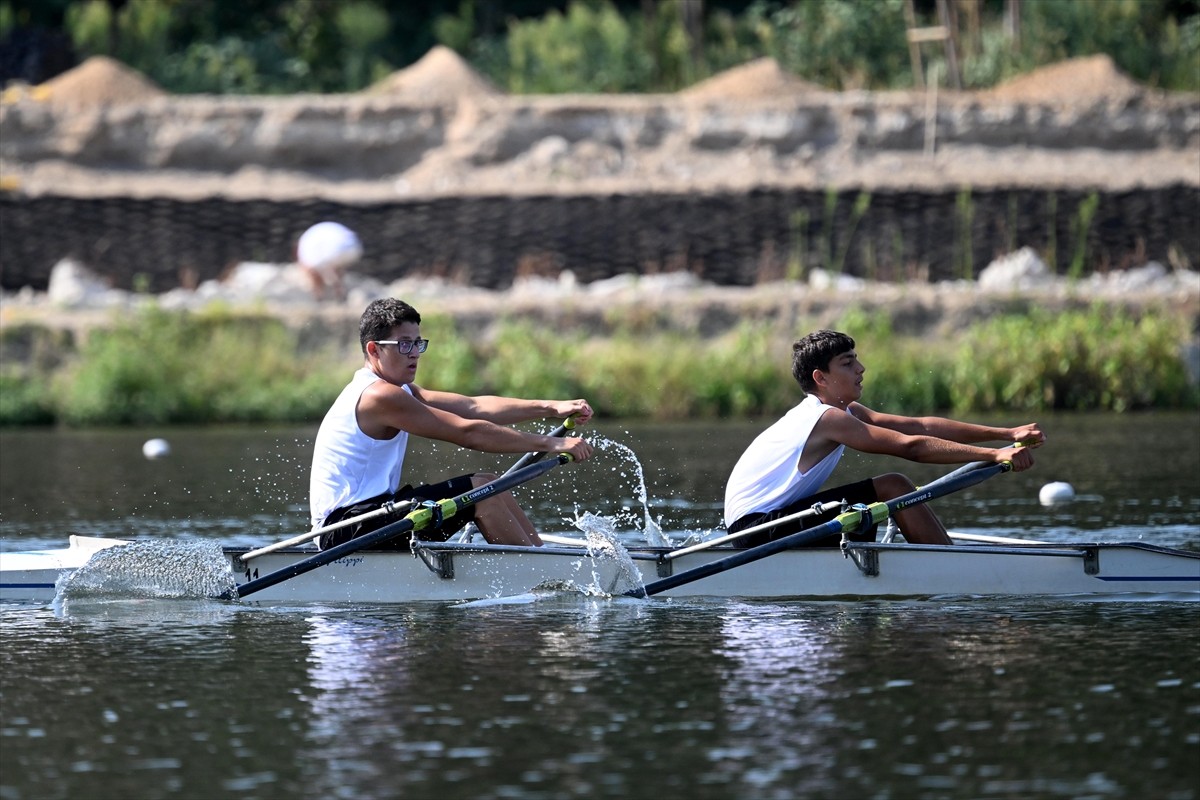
504, 415, 577, 476
224, 454, 574, 600
451, 416, 579, 544
629, 459, 1014, 599
925, 440, 1032, 488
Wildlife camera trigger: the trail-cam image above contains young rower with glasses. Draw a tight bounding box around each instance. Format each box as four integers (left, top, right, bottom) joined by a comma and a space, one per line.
310, 297, 594, 550
724, 329, 1044, 548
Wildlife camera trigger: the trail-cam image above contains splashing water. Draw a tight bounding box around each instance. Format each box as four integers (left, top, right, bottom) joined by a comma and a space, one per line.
56, 540, 237, 601
595, 437, 669, 546
571, 511, 646, 596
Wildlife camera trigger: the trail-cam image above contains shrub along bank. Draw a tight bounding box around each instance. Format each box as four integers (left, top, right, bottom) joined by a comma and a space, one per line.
0, 303, 1195, 427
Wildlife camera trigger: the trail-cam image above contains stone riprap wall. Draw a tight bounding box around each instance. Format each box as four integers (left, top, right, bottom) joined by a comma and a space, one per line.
1, 89, 1197, 292
2, 185, 1197, 293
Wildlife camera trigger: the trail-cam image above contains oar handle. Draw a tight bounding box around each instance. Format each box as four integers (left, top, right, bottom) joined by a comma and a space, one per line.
503, 416, 577, 476
227, 454, 572, 600
927, 441, 1025, 488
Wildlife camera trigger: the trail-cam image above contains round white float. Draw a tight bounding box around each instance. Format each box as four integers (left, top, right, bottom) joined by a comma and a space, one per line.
1038, 481, 1075, 506
142, 438, 171, 459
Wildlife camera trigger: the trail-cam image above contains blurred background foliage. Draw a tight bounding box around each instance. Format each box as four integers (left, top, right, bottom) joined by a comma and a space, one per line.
1, 0, 1197, 95
2, 304, 1195, 426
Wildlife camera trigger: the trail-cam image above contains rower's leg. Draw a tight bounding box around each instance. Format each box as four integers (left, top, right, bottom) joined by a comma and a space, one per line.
470, 473, 544, 546
872, 473, 953, 545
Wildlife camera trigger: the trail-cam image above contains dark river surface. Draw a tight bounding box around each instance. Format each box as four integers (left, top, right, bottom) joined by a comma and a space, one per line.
1, 413, 1198, 799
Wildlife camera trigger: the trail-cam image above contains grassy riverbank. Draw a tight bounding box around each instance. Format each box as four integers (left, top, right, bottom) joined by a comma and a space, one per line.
1, 300, 1195, 427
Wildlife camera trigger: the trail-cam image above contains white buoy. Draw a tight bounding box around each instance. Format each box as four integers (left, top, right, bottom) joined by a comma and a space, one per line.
1038, 481, 1075, 506
142, 438, 171, 459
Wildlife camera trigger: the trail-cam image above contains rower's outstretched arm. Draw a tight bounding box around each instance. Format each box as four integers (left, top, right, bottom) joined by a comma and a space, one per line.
851, 403, 1044, 447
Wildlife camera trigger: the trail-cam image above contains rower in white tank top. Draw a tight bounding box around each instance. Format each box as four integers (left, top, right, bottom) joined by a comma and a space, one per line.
723, 394, 848, 528
309, 368, 411, 529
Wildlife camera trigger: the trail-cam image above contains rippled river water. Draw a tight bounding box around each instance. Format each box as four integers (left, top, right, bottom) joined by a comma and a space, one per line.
2, 414, 1198, 799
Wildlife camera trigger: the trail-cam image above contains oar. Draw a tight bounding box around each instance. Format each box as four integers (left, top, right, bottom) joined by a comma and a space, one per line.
224, 454, 573, 600
503, 416, 577, 475
924, 441, 1032, 488
628, 460, 1013, 598
673, 458, 1014, 559
240, 498, 417, 563
948, 531, 1034, 545
664, 500, 844, 560
672, 457, 1010, 560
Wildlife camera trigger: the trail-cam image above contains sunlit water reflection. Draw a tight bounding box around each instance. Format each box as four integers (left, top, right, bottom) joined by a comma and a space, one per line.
1, 416, 1198, 799
2, 596, 1197, 800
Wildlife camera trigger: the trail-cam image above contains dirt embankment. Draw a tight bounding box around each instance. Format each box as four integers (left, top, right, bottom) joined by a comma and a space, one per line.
1, 51, 1196, 202
2, 51, 1197, 360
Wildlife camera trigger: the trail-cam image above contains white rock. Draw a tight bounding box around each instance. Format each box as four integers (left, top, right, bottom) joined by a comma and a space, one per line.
209, 261, 321, 304
524, 135, 570, 167
47, 258, 112, 308
808, 270, 865, 291
639, 272, 703, 292
586, 274, 640, 296
979, 247, 1055, 291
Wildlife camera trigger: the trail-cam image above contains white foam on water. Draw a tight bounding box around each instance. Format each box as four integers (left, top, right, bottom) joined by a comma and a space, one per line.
456, 582, 594, 608
55, 540, 237, 601
595, 437, 669, 546
571, 510, 646, 597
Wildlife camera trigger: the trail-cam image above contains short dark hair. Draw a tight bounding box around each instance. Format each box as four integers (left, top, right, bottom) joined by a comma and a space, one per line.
359, 298, 421, 353
792, 330, 856, 393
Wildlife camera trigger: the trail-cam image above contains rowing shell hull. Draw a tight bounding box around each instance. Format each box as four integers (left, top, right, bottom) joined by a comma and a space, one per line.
1, 536, 1197, 604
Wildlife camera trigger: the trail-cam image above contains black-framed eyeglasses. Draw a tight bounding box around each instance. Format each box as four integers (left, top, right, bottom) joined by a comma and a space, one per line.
375, 339, 429, 354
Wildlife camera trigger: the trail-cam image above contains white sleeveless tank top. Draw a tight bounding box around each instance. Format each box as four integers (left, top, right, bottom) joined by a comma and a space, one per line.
723, 394, 846, 526
309, 368, 411, 528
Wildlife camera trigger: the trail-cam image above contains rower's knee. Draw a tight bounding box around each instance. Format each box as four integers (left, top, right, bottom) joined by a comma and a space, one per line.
471, 472, 498, 488
873, 472, 917, 500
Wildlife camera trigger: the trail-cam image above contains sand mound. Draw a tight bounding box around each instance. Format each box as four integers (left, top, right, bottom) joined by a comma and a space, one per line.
680, 57, 827, 100
987, 54, 1144, 103
37, 55, 166, 107
367, 45, 501, 103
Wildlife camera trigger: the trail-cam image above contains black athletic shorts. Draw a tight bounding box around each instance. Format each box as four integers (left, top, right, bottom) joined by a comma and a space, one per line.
318, 474, 478, 551
726, 477, 879, 549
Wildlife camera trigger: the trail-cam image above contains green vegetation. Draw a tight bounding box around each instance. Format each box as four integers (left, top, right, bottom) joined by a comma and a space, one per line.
947, 307, 1197, 412
4, 0, 1197, 94
1, 308, 346, 426
2, 303, 1195, 427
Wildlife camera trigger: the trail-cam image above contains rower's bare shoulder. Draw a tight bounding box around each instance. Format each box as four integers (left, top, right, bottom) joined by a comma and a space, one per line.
810, 405, 855, 447
846, 401, 880, 423
358, 380, 419, 421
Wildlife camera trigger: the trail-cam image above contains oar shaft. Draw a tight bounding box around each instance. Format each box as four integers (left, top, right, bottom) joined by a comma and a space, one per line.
632, 461, 1011, 598
240, 500, 415, 563
227, 455, 571, 600
453, 418, 577, 544
921, 459, 991, 488
666, 501, 843, 560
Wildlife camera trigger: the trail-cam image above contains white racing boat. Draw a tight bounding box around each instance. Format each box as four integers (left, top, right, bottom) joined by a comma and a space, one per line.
1, 531, 1197, 603
2, 454, 1197, 604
